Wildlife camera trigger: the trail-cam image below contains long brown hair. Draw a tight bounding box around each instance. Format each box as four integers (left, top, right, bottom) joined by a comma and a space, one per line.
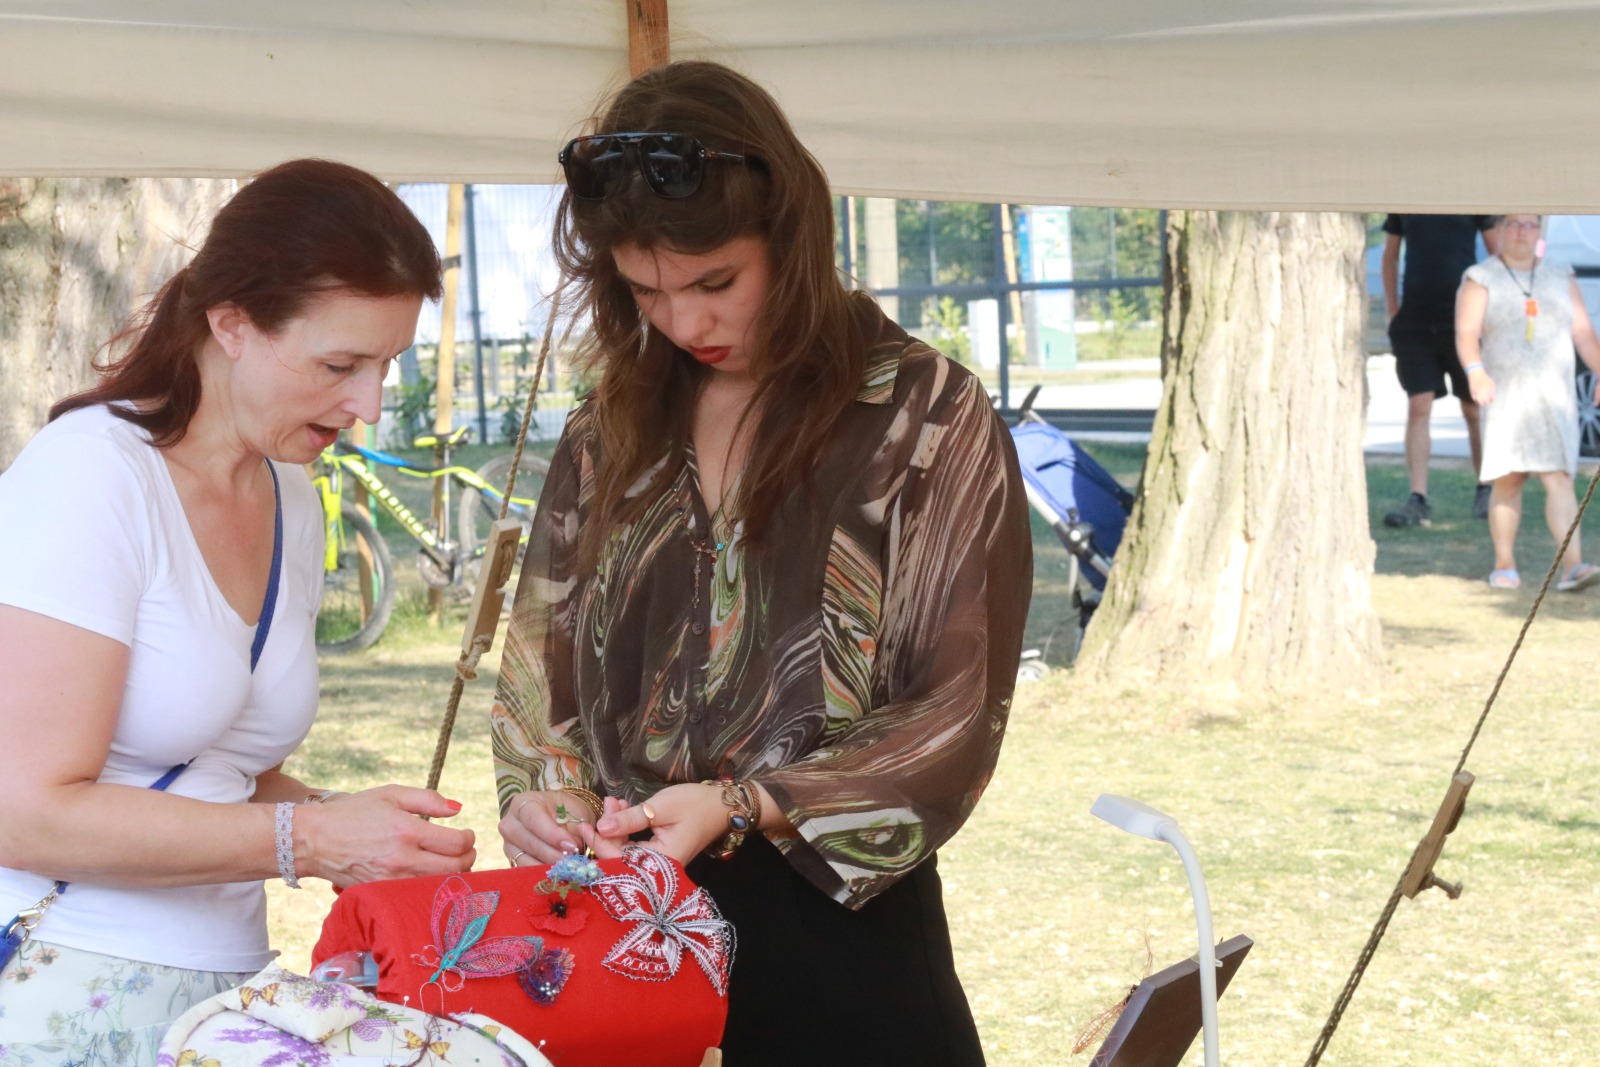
51, 158, 442, 445
554, 61, 869, 562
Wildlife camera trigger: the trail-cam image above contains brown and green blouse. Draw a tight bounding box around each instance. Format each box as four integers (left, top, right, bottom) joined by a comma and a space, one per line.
490, 303, 1033, 908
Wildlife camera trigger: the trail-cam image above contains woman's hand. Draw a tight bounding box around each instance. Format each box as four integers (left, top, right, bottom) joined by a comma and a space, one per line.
500, 789, 631, 867
294, 786, 475, 889
593, 782, 731, 867
1468, 367, 1496, 406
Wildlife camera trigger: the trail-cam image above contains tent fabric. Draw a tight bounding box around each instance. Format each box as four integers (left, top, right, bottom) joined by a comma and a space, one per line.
3, 1, 1600, 210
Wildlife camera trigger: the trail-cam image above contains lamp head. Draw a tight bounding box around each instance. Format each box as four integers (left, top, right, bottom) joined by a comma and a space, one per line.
1091, 793, 1179, 841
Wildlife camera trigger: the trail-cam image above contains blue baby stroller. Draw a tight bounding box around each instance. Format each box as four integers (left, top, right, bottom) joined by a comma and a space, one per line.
1008, 389, 1136, 661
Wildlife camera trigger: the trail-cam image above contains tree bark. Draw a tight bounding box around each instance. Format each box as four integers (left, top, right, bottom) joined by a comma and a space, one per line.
0, 178, 233, 469
1076, 211, 1383, 695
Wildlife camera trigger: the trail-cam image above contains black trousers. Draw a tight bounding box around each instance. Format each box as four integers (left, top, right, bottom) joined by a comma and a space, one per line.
687, 836, 985, 1067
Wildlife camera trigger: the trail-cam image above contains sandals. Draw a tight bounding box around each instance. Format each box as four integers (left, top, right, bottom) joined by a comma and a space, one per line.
1487, 569, 1521, 590
1556, 562, 1600, 592
1485, 563, 1599, 591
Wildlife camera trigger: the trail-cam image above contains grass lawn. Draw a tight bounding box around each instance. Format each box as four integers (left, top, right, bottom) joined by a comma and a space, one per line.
272, 444, 1600, 1066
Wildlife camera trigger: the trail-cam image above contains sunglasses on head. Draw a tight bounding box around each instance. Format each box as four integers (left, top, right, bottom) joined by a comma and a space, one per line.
559, 132, 750, 200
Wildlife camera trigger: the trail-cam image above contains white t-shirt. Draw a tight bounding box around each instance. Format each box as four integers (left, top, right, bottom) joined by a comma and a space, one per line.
0, 405, 323, 972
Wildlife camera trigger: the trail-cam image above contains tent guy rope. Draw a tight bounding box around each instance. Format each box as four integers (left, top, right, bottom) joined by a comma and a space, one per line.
1304, 463, 1600, 1066
424, 283, 566, 795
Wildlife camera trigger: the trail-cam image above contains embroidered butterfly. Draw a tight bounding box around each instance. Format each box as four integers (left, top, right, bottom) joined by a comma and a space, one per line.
236, 982, 279, 1008
174, 1052, 221, 1067
402, 1029, 451, 1057
410, 875, 546, 992
590, 845, 735, 995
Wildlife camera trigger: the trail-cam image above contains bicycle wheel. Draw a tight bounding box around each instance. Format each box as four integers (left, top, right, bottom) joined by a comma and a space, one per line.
1577, 368, 1600, 458
316, 500, 397, 655
458, 451, 549, 587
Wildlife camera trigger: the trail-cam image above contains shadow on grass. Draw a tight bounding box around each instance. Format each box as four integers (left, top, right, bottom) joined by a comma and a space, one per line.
1378, 623, 1465, 647
1472, 799, 1600, 834
1368, 454, 1600, 585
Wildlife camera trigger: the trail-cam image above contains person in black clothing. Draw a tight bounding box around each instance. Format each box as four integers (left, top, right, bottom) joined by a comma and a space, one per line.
1380, 214, 1497, 526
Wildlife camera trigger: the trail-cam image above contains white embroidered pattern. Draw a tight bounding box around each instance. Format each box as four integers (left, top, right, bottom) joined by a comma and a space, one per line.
590, 846, 735, 996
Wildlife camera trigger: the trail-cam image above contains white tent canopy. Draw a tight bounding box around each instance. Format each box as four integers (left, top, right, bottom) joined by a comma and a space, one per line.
3, 1, 1600, 210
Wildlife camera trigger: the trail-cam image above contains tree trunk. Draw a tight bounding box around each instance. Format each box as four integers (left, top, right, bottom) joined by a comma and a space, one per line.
1076, 211, 1383, 695
0, 178, 234, 469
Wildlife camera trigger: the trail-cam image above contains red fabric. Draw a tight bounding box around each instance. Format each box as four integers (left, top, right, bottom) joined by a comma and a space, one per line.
314, 852, 728, 1067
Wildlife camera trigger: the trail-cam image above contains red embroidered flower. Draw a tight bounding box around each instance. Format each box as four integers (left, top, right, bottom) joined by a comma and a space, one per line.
526, 893, 589, 935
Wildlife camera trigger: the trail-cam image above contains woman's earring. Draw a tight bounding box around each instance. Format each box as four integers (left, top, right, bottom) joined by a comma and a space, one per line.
637, 320, 650, 358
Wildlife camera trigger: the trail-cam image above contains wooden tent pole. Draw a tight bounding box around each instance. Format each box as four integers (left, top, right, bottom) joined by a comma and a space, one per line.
627, 0, 670, 76
429, 183, 466, 620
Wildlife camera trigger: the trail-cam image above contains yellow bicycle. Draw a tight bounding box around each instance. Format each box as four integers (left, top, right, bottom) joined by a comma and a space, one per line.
311, 426, 547, 653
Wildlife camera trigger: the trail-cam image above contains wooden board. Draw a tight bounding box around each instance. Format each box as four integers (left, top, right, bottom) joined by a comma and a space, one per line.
1400, 770, 1474, 899
1089, 934, 1253, 1067
461, 518, 522, 656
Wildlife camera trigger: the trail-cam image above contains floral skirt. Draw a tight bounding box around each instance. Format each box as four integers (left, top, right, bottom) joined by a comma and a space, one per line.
0, 939, 252, 1067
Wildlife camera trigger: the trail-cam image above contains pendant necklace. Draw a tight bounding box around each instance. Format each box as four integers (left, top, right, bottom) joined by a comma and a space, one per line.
690, 536, 723, 617
1498, 254, 1540, 342
687, 462, 732, 621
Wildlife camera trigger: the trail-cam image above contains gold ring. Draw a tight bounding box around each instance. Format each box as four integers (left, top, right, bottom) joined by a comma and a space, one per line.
510, 848, 528, 867
640, 803, 658, 827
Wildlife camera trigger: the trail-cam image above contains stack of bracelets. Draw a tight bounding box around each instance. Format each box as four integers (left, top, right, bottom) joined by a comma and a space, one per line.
551, 780, 758, 859
703, 775, 761, 860
559, 786, 606, 825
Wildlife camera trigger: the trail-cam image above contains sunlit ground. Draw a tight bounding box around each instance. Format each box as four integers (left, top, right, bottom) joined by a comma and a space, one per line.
272, 447, 1600, 1065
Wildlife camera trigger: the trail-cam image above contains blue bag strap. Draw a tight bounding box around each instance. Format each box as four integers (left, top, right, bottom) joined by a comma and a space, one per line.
0, 762, 190, 970
250, 461, 284, 674
4, 463, 275, 971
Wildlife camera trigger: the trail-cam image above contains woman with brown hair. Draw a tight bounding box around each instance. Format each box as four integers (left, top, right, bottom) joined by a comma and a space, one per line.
0, 159, 476, 1063
492, 62, 1032, 1064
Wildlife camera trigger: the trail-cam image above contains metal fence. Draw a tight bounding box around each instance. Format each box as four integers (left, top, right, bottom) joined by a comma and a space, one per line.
388, 186, 1169, 445
836, 199, 1166, 414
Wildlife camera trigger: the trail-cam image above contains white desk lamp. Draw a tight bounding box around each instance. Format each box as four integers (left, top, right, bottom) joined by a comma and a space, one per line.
1090, 793, 1221, 1067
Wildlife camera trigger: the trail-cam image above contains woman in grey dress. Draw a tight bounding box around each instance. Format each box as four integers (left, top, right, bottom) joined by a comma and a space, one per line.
1457, 213, 1600, 590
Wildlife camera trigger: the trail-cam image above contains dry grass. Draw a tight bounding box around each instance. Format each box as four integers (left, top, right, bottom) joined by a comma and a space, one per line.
271, 447, 1600, 1065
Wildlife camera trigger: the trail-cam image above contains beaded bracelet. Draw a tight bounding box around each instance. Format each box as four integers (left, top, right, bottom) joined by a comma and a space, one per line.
274, 802, 300, 889
701, 776, 761, 861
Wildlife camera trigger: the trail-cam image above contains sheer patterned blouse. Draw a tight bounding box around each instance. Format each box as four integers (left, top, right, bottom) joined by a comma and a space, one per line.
490, 302, 1032, 908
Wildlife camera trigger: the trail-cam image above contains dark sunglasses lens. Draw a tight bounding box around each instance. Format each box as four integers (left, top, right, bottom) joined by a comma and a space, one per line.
562, 139, 625, 200
640, 134, 705, 198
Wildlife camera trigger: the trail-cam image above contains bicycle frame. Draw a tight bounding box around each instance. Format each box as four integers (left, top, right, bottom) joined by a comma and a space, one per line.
313, 443, 538, 578
332, 451, 449, 549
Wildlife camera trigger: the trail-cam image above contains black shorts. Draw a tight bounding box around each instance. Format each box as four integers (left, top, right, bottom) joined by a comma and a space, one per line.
1390, 328, 1470, 400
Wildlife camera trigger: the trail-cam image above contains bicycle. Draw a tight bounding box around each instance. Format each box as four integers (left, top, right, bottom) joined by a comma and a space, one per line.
312, 425, 549, 654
